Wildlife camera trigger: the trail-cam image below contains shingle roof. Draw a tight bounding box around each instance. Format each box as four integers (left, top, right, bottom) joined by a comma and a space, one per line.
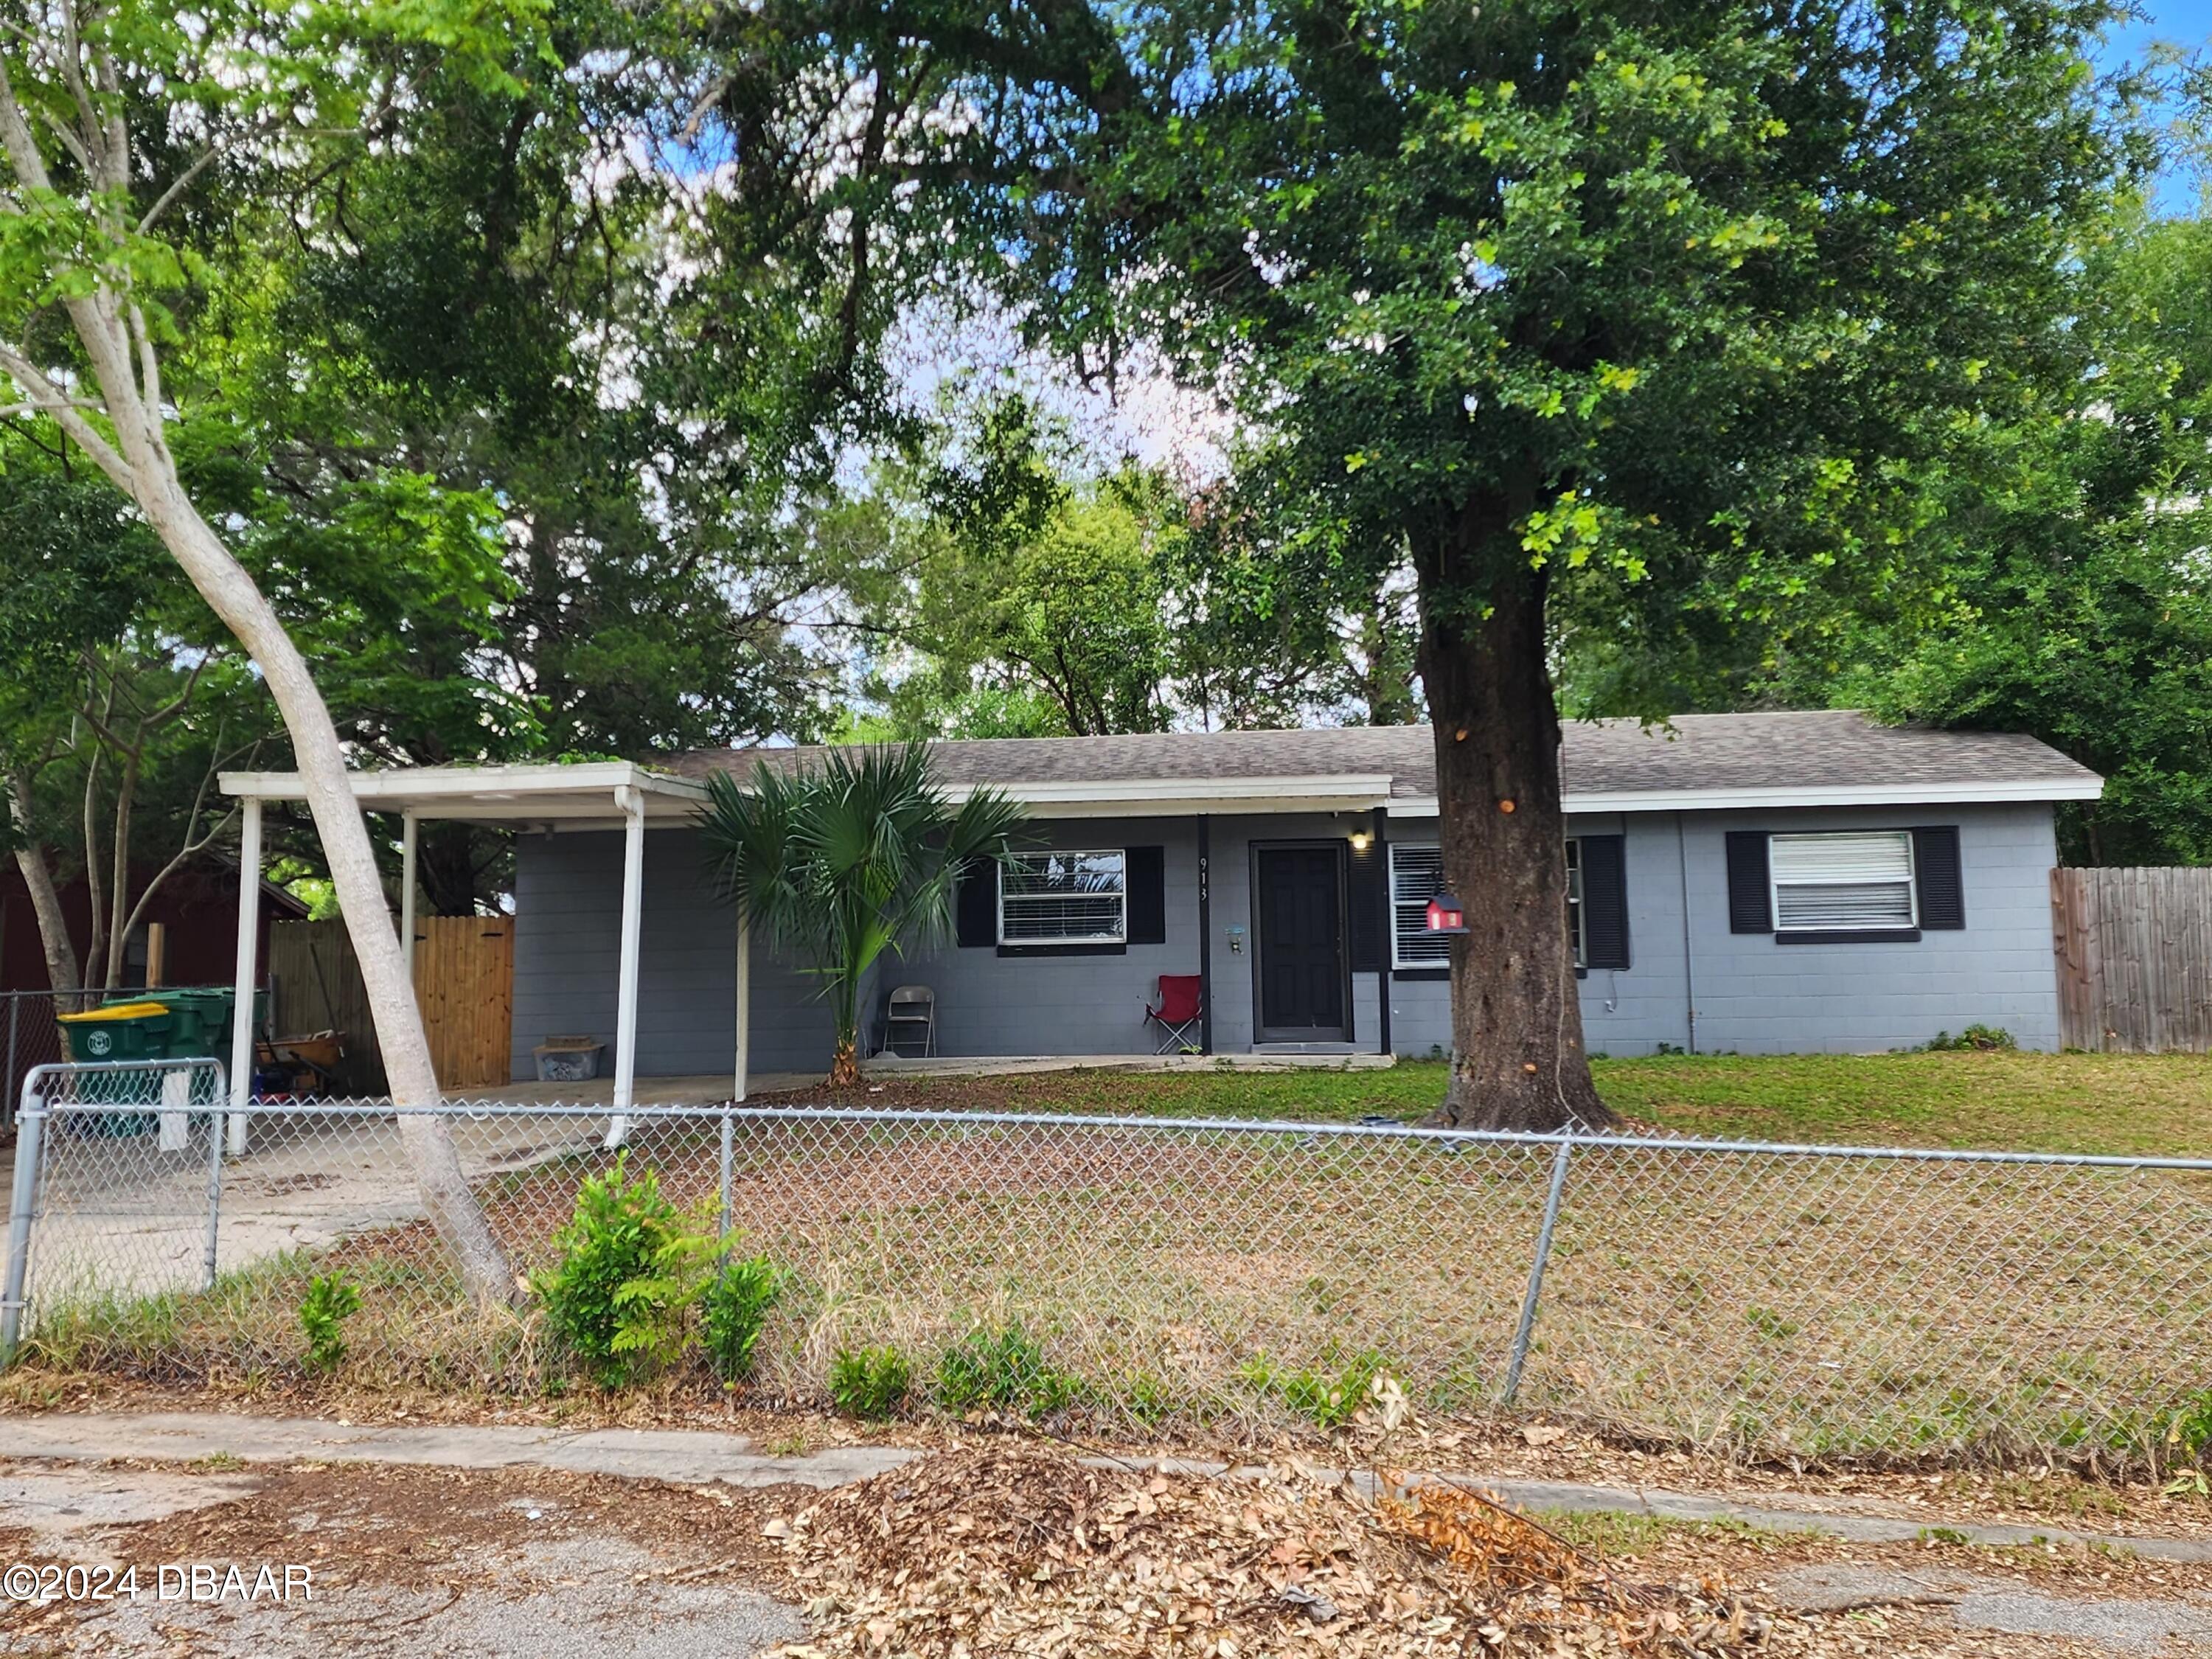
672, 711, 2098, 804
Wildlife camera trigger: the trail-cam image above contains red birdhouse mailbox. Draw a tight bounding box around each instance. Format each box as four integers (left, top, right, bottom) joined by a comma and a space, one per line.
1425, 892, 1469, 936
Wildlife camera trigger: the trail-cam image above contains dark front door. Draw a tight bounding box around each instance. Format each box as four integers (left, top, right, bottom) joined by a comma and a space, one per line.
1256, 846, 1347, 1040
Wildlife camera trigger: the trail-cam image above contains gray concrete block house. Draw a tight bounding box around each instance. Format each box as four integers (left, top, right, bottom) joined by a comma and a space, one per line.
222, 710, 2101, 1099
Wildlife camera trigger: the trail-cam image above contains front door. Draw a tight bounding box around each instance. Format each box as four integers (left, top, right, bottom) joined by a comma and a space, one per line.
1255, 845, 1348, 1042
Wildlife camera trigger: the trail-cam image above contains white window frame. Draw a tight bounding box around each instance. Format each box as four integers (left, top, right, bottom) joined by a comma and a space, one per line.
1565, 838, 1586, 969
1388, 844, 1449, 969
1768, 830, 1918, 933
1389, 841, 1588, 970
996, 848, 1128, 947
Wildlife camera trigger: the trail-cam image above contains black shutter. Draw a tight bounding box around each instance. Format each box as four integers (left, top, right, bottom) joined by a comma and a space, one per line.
1579, 835, 1630, 970
1725, 832, 1772, 933
1126, 846, 1166, 945
1913, 827, 1965, 929
955, 860, 998, 947
1348, 837, 1385, 973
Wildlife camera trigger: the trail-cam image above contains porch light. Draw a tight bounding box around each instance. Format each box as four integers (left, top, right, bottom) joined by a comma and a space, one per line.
1349, 830, 1372, 852
1425, 892, 1469, 936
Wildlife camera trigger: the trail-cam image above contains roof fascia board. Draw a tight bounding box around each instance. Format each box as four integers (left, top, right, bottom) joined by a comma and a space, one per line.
1390, 777, 2105, 817
218, 763, 707, 806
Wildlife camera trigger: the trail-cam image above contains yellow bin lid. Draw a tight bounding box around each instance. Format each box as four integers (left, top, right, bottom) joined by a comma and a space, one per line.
56, 1001, 171, 1023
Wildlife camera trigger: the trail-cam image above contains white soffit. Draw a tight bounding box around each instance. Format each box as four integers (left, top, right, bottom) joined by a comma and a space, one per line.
942, 774, 1395, 818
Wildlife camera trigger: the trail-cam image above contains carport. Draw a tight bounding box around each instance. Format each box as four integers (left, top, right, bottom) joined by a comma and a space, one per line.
217, 764, 716, 1124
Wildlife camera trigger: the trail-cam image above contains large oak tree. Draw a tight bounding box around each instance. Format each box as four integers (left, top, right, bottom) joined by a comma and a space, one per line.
859, 0, 2144, 1127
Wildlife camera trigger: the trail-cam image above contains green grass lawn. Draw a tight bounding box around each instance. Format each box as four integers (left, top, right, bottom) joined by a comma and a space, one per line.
873, 1051, 2212, 1158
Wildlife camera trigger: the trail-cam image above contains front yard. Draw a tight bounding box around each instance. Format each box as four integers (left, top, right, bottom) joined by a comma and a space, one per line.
821, 1051, 2212, 1158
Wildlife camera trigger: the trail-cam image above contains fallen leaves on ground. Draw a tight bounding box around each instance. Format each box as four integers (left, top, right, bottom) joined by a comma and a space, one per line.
764, 1444, 1765, 1657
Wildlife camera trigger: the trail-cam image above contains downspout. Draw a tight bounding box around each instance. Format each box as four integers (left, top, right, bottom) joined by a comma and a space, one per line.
1197, 815, 1214, 1054
1374, 806, 1391, 1057
1676, 810, 1697, 1054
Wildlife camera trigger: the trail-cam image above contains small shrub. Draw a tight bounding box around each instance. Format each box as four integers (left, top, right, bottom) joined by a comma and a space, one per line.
534, 1153, 715, 1388
1124, 1374, 1177, 1427
703, 1253, 786, 1384
936, 1321, 1079, 1416
1924, 1025, 2015, 1052
299, 1272, 361, 1374
1239, 1349, 1385, 1430
2157, 1388, 2212, 1467
830, 1345, 911, 1419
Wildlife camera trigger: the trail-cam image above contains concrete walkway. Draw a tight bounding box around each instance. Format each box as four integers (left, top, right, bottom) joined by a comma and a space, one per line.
7, 1410, 2210, 1562
0, 1411, 917, 1490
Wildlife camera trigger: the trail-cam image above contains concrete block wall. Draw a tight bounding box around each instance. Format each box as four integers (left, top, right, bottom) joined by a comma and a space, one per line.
509, 827, 835, 1083
1382, 801, 2062, 1057
507, 800, 2064, 1080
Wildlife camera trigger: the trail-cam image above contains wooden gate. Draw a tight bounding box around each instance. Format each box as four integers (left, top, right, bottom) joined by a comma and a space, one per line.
2051, 867, 2212, 1053
414, 916, 515, 1088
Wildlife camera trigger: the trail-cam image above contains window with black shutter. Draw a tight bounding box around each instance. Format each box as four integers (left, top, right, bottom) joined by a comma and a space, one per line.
955, 860, 997, 947
1387, 838, 1627, 973
1577, 835, 1630, 970
1912, 827, 1965, 929
1126, 846, 1166, 945
1725, 832, 1773, 933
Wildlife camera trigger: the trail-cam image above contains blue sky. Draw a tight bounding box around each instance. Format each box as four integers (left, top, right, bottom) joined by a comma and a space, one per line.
2105, 1, 2212, 210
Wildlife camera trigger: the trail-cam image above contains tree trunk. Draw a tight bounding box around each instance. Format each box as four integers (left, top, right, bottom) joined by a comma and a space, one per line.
102, 751, 138, 991
8, 772, 80, 999
0, 55, 514, 1301
80, 745, 105, 1001
37, 307, 518, 1307
828, 1034, 861, 1088
131, 474, 520, 1304
1413, 506, 1614, 1133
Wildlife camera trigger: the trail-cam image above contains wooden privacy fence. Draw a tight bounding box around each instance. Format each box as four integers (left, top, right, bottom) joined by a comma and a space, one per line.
2051, 866, 2212, 1053
267, 919, 387, 1093
411, 915, 515, 1089
267, 914, 515, 1091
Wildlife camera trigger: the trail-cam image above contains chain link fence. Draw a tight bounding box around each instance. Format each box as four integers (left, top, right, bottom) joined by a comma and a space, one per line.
0, 990, 69, 1133
5, 1062, 2211, 1469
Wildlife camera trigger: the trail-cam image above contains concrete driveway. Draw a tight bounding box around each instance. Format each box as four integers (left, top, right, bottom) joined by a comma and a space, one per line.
0, 1455, 807, 1658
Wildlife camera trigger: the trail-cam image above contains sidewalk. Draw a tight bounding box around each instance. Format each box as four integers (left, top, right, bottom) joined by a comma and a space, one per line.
8, 1408, 2212, 1562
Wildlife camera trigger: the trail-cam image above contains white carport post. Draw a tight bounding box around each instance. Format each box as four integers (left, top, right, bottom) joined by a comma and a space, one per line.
602, 783, 646, 1149
399, 810, 419, 984
733, 914, 750, 1103
226, 795, 261, 1158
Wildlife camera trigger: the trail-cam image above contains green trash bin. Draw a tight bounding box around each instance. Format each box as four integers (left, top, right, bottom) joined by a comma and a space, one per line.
55, 1001, 176, 1132
109, 987, 262, 1060
56, 1000, 175, 1062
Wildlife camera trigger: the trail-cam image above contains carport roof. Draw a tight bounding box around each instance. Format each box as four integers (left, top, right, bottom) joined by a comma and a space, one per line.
218, 761, 706, 826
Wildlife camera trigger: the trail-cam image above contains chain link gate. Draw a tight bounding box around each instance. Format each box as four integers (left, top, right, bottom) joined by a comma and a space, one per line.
2, 1059, 232, 1363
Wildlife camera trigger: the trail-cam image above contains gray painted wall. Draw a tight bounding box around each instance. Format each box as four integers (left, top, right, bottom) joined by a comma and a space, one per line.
1385, 801, 2062, 1056
506, 799, 2063, 1082
510, 827, 835, 1083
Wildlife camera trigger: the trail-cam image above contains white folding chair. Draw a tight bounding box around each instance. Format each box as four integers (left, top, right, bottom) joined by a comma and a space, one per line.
883, 984, 937, 1057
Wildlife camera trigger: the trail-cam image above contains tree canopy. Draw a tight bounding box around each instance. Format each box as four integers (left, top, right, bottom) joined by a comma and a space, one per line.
837, 0, 2148, 1124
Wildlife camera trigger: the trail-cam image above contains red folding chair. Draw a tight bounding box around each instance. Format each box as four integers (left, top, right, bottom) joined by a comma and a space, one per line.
1143, 974, 1204, 1054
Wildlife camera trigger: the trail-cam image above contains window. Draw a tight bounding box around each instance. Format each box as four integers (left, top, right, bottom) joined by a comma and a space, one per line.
1390, 842, 1590, 969
1388, 845, 1449, 968
1769, 830, 1916, 932
998, 849, 1127, 945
